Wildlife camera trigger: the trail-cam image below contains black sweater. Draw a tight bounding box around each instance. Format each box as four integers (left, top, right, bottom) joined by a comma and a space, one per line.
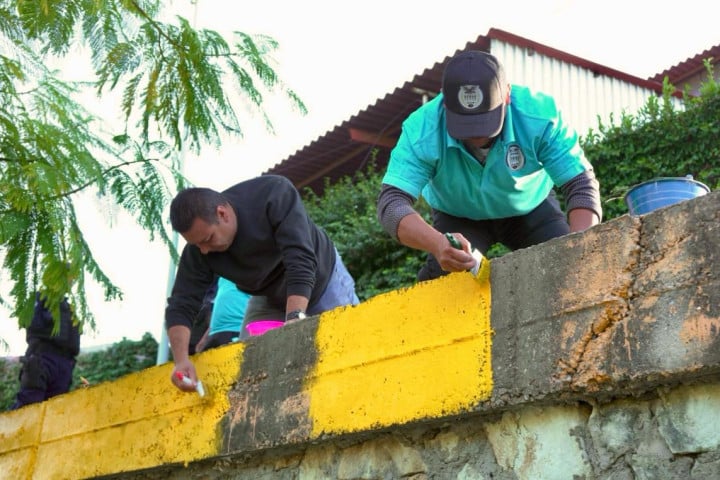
165, 175, 336, 330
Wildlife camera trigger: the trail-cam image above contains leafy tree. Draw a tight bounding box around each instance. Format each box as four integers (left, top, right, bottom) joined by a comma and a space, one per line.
0, 0, 305, 344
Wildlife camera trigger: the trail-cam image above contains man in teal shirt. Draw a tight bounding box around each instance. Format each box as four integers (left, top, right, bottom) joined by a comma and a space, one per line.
377, 50, 601, 280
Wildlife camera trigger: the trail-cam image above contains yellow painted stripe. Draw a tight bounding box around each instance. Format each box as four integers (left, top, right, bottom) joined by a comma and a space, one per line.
0, 448, 33, 480
29, 342, 244, 479
308, 267, 492, 435
0, 402, 44, 451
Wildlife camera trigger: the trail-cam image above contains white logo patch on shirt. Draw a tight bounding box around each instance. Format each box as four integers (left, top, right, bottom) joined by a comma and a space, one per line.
458, 85, 484, 110
506, 144, 525, 171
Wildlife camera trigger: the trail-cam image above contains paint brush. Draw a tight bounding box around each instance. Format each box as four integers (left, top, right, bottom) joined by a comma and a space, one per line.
445, 232, 488, 280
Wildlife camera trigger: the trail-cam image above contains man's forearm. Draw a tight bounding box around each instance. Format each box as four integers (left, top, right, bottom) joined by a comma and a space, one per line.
376, 184, 418, 241
568, 208, 599, 233
397, 213, 444, 252
397, 213, 476, 273
167, 325, 191, 363
286, 294, 309, 317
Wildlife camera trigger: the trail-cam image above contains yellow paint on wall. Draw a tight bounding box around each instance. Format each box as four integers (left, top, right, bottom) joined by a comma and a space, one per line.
1, 342, 244, 480
0, 402, 44, 451
33, 405, 222, 479
307, 268, 492, 435
0, 448, 34, 480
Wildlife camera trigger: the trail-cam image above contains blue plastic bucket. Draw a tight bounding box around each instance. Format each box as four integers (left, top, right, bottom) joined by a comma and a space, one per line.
624, 176, 709, 215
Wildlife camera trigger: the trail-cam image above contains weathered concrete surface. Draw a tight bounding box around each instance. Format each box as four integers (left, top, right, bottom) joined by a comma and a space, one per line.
112, 382, 720, 480
0, 190, 718, 479
491, 190, 720, 407
490, 213, 639, 401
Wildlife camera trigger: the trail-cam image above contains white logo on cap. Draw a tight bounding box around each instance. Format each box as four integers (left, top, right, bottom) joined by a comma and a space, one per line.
458, 85, 483, 110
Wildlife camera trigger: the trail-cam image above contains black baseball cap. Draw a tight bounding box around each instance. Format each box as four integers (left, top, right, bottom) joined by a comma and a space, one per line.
442, 51, 507, 139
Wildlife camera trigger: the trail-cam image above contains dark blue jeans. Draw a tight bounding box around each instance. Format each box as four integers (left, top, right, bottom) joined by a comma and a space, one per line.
419, 192, 570, 281
10, 351, 76, 410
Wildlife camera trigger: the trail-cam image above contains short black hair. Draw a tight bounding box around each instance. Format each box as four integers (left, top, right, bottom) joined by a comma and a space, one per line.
169, 187, 228, 233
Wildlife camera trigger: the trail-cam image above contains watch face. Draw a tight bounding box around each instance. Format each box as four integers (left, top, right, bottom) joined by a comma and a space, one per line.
287, 309, 306, 322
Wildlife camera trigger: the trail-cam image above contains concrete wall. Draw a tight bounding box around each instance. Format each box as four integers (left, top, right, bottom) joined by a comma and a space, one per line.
1, 191, 718, 480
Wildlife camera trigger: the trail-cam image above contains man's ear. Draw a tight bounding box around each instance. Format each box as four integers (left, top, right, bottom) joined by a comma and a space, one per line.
217, 203, 235, 224
505, 84, 512, 104
216, 204, 229, 222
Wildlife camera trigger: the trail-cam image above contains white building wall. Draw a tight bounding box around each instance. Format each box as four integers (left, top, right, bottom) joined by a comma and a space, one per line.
490, 40, 676, 137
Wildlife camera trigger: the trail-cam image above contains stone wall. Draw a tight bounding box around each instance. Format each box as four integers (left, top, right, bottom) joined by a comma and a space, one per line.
1, 191, 718, 480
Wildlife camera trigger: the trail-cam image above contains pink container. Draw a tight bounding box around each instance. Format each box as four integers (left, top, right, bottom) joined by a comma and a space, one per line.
245, 320, 284, 336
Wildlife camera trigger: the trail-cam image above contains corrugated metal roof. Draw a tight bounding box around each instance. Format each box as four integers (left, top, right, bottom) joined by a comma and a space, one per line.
650, 44, 720, 85
265, 28, 671, 194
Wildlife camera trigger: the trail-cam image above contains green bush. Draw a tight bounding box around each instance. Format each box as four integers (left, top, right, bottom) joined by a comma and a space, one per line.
0, 358, 22, 410
303, 160, 431, 300
582, 68, 720, 221
72, 333, 158, 388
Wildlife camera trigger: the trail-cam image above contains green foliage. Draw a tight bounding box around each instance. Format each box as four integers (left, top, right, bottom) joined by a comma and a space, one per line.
0, 0, 304, 338
0, 333, 158, 411
303, 159, 431, 300
72, 332, 158, 387
13, 0, 306, 152
582, 64, 720, 220
0, 357, 21, 411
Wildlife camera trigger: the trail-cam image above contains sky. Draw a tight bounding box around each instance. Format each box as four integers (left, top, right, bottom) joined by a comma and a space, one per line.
1, 0, 718, 356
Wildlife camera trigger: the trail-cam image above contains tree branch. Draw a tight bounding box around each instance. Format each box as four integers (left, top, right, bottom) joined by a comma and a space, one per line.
46, 157, 162, 200
128, 0, 185, 52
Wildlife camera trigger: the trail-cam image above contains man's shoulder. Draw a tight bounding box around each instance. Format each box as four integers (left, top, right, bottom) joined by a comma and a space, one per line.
224, 175, 293, 196
226, 174, 288, 186
510, 85, 559, 118
398, 94, 445, 148
404, 94, 443, 125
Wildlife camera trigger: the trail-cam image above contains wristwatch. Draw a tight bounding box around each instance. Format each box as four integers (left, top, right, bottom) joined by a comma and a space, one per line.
286, 309, 307, 322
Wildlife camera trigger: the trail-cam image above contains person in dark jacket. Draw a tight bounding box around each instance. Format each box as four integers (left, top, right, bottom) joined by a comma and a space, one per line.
10, 293, 81, 409
165, 174, 359, 393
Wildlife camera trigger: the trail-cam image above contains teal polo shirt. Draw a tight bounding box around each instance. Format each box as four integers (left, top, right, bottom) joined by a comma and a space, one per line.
209, 277, 250, 336
382, 85, 592, 220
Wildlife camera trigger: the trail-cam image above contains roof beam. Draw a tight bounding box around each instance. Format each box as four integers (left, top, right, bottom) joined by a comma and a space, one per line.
295, 143, 373, 189
348, 128, 398, 149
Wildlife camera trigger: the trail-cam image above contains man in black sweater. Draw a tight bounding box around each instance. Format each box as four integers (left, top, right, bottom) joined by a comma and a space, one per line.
165, 175, 359, 393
